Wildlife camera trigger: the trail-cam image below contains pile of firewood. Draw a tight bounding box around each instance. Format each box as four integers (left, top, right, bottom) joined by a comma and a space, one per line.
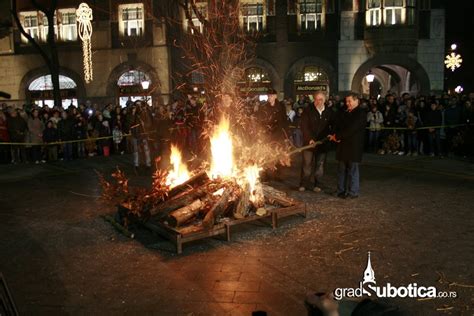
99, 168, 297, 235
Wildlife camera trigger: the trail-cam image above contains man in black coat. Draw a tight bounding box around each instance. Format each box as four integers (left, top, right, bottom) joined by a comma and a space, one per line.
257, 88, 288, 181
299, 91, 333, 192
331, 93, 366, 198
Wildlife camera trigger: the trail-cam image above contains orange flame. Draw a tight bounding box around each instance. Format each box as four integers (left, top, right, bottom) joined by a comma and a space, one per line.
244, 165, 263, 204
166, 145, 190, 188
209, 117, 234, 179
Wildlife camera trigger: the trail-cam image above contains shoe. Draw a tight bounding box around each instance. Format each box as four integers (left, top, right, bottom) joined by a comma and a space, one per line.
413, 152, 418, 157
313, 186, 322, 193
398, 151, 405, 156
348, 194, 359, 199
41, 160, 46, 163
35, 160, 39, 164
406, 152, 412, 156
298, 186, 306, 192
337, 192, 347, 199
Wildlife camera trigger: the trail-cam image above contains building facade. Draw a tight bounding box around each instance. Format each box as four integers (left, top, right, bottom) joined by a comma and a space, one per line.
172, 0, 445, 100
0, 0, 172, 108
0, 0, 445, 107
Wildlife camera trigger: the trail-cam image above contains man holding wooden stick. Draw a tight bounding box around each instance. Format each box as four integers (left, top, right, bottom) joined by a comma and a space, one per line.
299, 91, 334, 192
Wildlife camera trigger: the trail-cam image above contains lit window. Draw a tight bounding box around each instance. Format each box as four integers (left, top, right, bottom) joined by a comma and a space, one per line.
366, 0, 382, 26
118, 70, 151, 86
119, 4, 144, 37
384, 0, 403, 25
59, 10, 77, 41
20, 12, 39, 43
298, 0, 323, 31
41, 14, 58, 42
242, 3, 264, 32
185, 3, 207, 34
294, 66, 328, 83
245, 67, 269, 83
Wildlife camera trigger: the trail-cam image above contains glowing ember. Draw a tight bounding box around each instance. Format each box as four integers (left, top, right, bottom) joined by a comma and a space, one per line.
244, 165, 264, 205
166, 145, 190, 188
209, 117, 234, 179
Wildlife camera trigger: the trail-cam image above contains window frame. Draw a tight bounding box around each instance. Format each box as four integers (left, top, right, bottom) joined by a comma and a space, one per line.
297, 0, 324, 32
58, 9, 77, 41
118, 3, 145, 37
20, 11, 40, 43
241, 2, 265, 32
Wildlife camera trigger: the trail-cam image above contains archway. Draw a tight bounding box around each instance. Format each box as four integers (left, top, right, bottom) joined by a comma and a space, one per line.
285, 56, 337, 99
19, 66, 86, 107
106, 61, 161, 106
351, 55, 431, 96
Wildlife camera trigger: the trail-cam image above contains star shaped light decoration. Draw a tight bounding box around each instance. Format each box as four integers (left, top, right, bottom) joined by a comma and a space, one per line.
444, 52, 462, 72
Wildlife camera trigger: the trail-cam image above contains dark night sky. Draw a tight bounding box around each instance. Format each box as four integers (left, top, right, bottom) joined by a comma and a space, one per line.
444, 1, 474, 93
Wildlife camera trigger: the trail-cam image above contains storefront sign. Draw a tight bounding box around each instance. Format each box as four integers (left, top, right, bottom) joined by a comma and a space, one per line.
118, 85, 149, 95
29, 89, 76, 99
295, 84, 328, 92
238, 83, 272, 95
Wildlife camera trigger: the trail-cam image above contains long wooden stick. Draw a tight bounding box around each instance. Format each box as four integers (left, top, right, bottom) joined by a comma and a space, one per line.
101, 215, 135, 239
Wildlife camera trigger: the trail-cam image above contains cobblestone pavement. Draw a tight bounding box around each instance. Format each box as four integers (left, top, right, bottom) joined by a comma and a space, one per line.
0, 154, 473, 315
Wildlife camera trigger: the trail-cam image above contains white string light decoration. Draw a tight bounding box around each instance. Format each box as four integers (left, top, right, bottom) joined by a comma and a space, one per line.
76, 3, 93, 83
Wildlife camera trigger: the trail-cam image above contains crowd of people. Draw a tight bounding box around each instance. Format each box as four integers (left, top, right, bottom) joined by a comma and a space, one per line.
0, 91, 473, 167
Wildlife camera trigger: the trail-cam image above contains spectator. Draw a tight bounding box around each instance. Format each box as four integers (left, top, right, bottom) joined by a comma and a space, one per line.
57, 111, 74, 161
367, 105, 384, 153
0, 111, 10, 163
7, 108, 28, 164
42, 120, 59, 161
27, 109, 45, 164
74, 116, 87, 158
405, 110, 420, 156
112, 124, 124, 155
424, 101, 442, 157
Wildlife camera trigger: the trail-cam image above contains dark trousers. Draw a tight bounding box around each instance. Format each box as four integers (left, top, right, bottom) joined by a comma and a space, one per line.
337, 161, 360, 196
11, 145, 26, 163
407, 132, 418, 153
31, 145, 42, 162
62, 143, 73, 161
300, 150, 326, 189
368, 130, 380, 152
428, 130, 441, 155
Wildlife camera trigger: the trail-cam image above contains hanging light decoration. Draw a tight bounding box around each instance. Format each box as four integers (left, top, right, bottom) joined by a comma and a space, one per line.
76, 3, 93, 83
444, 52, 462, 72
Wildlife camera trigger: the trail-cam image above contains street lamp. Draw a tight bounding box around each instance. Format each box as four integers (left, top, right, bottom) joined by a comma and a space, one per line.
141, 80, 150, 90
141, 79, 150, 106
366, 71, 375, 83
454, 85, 463, 93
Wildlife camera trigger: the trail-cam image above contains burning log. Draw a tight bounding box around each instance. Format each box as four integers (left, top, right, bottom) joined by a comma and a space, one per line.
166, 170, 209, 200
234, 185, 250, 219
151, 186, 209, 217
203, 188, 233, 229
262, 184, 295, 207
167, 199, 204, 227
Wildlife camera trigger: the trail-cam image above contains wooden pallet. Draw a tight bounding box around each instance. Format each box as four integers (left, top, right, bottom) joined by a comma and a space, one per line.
142, 202, 307, 254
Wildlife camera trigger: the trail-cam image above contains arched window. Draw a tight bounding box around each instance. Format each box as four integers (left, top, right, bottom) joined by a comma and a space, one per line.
28, 74, 78, 108
29, 74, 77, 90
117, 70, 151, 86
117, 70, 152, 107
